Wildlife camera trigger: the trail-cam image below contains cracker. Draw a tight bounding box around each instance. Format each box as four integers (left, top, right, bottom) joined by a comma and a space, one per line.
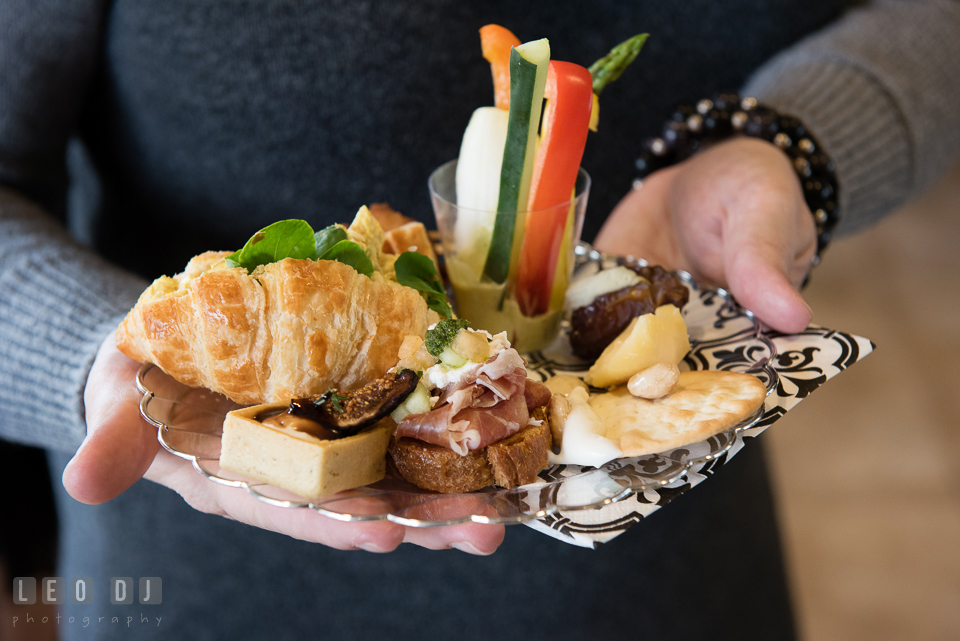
588, 371, 766, 457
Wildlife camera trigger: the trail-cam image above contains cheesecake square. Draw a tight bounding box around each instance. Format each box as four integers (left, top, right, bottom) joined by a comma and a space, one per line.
220, 402, 393, 498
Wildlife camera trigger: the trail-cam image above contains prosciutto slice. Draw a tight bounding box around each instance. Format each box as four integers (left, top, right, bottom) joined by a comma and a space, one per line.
396, 348, 532, 455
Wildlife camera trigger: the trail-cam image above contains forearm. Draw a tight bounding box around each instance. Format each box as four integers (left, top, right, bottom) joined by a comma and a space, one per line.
743, 0, 960, 234
0, 187, 146, 452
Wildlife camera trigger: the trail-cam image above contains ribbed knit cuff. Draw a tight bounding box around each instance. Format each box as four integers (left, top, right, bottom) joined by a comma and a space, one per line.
0, 189, 146, 452
744, 58, 911, 236
743, 1, 960, 236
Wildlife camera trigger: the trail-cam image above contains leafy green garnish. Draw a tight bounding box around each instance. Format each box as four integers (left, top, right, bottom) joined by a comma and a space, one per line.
313, 388, 350, 413
394, 251, 453, 318
225, 219, 373, 277
424, 318, 471, 358
320, 240, 375, 277
225, 220, 318, 272
314, 225, 348, 258
588, 33, 648, 95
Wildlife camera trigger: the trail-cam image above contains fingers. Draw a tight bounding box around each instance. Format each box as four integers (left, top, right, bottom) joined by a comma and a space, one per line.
148, 448, 504, 554
726, 249, 813, 333
220, 488, 503, 553
220, 488, 408, 552
142, 444, 405, 550
723, 207, 816, 334
209, 474, 503, 553
403, 522, 505, 554
63, 333, 160, 504
202, 480, 503, 553
667, 139, 816, 332
150, 451, 406, 550
218, 490, 503, 553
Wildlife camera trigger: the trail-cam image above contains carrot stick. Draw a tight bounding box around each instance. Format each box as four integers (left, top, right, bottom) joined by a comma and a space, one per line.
480, 24, 521, 110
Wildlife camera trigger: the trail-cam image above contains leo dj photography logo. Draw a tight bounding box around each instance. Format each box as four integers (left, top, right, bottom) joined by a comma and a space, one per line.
11, 577, 162, 630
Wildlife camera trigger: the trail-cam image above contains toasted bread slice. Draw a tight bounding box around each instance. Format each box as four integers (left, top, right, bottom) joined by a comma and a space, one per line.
369, 202, 441, 276
368, 202, 414, 231
387, 416, 551, 493
383, 221, 440, 273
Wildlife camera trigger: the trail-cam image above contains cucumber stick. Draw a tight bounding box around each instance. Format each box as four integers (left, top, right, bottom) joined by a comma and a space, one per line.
548, 198, 576, 311
483, 38, 550, 284
454, 107, 509, 280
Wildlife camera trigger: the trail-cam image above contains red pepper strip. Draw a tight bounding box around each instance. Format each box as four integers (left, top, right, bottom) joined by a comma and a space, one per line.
514, 61, 593, 316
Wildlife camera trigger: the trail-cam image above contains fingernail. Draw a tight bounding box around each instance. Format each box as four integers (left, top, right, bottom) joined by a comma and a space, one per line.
355, 540, 389, 553
451, 542, 491, 556
799, 297, 814, 325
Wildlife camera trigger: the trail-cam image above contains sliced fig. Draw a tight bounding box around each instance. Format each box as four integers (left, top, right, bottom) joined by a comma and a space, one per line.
289, 369, 419, 436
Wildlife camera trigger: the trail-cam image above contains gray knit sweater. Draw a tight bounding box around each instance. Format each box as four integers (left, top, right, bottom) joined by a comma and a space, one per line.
2, 0, 959, 453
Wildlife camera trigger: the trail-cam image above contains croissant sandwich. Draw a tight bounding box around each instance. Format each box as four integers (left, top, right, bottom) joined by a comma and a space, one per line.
116, 207, 447, 405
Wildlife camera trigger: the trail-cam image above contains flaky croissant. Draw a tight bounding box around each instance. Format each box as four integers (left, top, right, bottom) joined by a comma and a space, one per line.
116, 251, 439, 405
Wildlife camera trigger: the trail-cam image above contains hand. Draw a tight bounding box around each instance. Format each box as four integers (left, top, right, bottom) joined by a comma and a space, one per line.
595, 137, 816, 333
62, 331, 505, 554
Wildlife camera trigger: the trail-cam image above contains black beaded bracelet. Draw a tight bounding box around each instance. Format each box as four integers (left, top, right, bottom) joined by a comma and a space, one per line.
634, 93, 840, 264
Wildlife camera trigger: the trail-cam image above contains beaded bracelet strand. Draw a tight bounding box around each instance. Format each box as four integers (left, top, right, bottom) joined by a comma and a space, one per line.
634, 93, 840, 265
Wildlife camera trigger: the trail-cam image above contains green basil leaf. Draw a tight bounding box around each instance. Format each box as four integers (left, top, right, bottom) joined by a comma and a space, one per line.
224, 257, 241, 269
395, 252, 444, 294
227, 219, 318, 272
314, 225, 348, 258
319, 240, 375, 277
395, 251, 452, 318
424, 292, 453, 319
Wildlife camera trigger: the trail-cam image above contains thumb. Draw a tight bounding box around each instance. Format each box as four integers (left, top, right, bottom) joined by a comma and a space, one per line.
62, 335, 160, 504
724, 227, 813, 334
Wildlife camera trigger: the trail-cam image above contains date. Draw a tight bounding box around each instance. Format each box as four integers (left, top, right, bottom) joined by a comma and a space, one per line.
569, 265, 689, 360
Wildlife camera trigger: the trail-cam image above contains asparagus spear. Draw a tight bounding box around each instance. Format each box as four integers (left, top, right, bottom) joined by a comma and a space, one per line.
588, 33, 648, 95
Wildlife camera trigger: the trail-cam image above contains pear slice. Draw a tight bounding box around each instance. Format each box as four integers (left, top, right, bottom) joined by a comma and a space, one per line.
584, 305, 690, 389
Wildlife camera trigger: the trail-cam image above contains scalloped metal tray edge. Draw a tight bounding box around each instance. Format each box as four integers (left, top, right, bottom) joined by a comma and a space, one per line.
135, 242, 779, 527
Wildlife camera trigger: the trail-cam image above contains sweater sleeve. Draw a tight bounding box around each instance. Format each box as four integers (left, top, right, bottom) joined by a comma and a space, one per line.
0, 0, 147, 452
742, 0, 960, 235
0, 192, 146, 452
